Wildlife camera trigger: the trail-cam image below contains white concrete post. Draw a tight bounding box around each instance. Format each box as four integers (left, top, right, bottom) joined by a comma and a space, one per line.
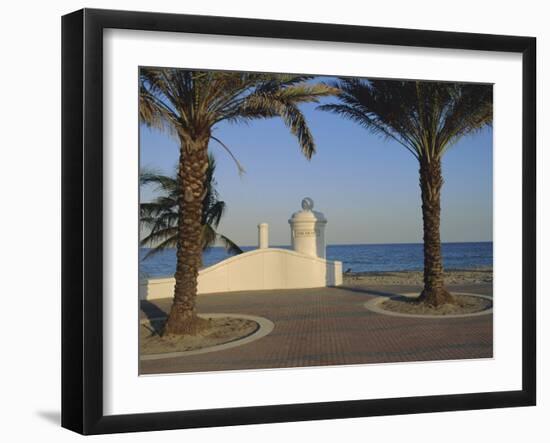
289, 198, 327, 258
258, 223, 269, 249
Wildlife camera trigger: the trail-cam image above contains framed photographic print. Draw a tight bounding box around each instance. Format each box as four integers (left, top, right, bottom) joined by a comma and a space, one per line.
61, 8, 536, 435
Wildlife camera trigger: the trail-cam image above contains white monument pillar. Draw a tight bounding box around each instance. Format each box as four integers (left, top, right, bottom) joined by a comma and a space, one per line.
288, 197, 327, 258
258, 223, 269, 249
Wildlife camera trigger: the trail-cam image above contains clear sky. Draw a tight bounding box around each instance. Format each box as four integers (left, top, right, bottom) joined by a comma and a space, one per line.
140, 79, 493, 247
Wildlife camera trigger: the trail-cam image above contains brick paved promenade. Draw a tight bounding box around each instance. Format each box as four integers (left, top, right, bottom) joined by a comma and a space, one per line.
140, 283, 492, 374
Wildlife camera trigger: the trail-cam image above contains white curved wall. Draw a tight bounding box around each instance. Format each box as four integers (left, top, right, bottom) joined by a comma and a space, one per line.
140, 248, 343, 300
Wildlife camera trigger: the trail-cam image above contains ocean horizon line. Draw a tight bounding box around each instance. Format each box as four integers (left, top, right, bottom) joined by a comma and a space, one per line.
140, 240, 493, 250
140, 241, 493, 278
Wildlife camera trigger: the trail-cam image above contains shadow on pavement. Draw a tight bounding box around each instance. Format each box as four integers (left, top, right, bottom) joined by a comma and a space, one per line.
141, 300, 168, 335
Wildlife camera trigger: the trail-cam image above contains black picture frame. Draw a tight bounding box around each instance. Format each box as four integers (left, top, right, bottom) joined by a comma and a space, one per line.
61, 8, 536, 435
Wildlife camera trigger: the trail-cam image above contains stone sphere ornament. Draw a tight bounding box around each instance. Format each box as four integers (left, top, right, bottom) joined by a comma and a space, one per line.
301, 197, 314, 211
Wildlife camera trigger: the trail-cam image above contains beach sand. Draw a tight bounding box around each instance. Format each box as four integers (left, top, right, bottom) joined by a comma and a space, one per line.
141, 317, 258, 355
343, 267, 493, 287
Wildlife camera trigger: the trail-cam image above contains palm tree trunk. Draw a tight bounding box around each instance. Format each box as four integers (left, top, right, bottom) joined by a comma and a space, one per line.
417, 157, 455, 306
163, 136, 210, 335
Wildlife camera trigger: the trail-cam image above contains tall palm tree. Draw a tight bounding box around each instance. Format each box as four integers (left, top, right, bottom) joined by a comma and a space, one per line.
140, 68, 336, 335
320, 79, 492, 306
140, 154, 243, 258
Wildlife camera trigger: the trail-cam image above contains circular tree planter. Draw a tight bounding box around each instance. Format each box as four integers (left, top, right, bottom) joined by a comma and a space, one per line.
140, 313, 274, 360
364, 292, 493, 319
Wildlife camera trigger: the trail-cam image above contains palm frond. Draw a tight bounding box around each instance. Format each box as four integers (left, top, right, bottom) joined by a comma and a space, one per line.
139, 171, 178, 190
210, 136, 246, 175
319, 78, 492, 161
139, 154, 241, 258
217, 234, 244, 255
139, 69, 338, 261
140, 226, 178, 257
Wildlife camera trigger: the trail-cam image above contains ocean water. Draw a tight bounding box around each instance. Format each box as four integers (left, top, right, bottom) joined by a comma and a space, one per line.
139, 242, 493, 279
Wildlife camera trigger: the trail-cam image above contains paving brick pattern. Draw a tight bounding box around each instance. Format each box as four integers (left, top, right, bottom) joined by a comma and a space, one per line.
140, 284, 493, 374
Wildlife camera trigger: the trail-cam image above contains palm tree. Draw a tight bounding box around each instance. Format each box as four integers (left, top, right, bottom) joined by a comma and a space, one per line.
140, 154, 243, 259
140, 68, 336, 335
320, 79, 492, 306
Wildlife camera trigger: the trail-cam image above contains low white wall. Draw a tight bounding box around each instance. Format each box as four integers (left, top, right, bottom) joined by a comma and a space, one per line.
140, 248, 343, 300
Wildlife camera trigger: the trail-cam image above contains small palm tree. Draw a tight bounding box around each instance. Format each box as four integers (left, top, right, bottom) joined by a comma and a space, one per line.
140, 154, 243, 259
320, 79, 492, 306
140, 68, 336, 334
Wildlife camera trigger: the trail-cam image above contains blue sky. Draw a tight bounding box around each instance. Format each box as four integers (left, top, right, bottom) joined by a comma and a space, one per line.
140, 81, 493, 247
